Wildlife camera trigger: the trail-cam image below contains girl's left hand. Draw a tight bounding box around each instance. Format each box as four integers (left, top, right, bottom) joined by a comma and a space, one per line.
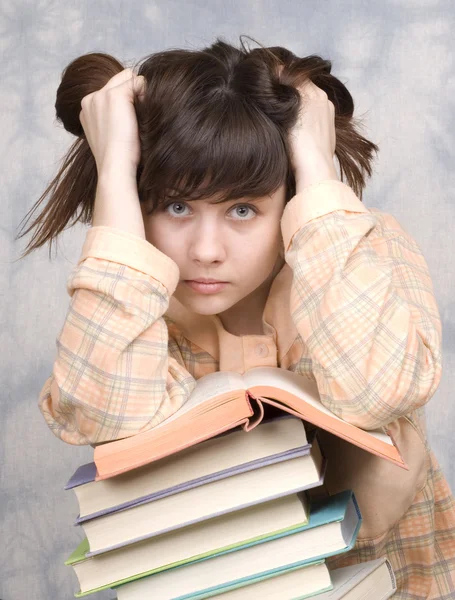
288, 79, 339, 189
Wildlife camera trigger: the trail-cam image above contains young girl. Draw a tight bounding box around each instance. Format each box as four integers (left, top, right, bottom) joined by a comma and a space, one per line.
18, 38, 455, 598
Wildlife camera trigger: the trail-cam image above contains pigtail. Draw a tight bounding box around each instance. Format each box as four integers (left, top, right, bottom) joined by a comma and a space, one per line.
242, 37, 379, 200
15, 53, 125, 260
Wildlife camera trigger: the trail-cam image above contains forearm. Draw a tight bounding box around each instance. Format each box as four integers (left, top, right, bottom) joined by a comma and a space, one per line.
282, 184, 442, 430
39, 227, 187, 446
294, 155, 340, 194
92, 168, 146, 239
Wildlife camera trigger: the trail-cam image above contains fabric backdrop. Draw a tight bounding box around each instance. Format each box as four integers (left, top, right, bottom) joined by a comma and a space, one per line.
2, 1, 454, 599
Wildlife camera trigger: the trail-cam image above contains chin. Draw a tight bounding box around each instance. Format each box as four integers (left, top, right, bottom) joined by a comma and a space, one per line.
178, 293, 236, 316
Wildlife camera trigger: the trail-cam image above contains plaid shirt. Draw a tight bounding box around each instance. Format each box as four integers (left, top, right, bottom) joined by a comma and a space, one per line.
39, 180, 455, 598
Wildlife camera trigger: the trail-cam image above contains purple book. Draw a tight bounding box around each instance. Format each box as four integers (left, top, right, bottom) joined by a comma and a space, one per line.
66, 416, 324, 526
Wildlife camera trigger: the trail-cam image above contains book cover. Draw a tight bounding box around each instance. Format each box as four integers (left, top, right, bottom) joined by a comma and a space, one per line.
93, 366, 407, 480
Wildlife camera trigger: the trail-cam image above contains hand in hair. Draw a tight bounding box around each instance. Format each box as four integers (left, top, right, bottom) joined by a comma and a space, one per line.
288, 79, 339, 190
79, 68, 146, 178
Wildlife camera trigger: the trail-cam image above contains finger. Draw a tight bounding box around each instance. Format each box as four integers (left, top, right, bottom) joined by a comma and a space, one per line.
80, 69, 133, 107
108, 73, 146, 100
298, 79, 318, 96
133, 74, 146, 99
101, 67, 135, 91
296, 82, 318, 107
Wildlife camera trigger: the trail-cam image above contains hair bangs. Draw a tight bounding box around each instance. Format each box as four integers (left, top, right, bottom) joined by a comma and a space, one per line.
138, 91, 290, 212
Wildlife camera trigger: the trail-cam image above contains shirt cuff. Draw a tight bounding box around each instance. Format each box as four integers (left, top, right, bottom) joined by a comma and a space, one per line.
281, 180, 369, 252
77, 225, 180, 295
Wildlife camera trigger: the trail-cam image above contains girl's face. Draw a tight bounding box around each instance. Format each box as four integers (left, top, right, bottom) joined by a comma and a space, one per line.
142, 184, 287, 318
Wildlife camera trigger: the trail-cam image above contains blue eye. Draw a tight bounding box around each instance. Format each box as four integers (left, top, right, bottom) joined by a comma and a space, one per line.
165, 202, 190, 217
162, 201, 257, 220
229, 205, 257, 220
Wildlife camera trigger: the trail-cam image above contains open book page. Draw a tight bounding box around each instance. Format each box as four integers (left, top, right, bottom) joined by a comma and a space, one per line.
244, 367, 393, 447
155, 370, 247, 428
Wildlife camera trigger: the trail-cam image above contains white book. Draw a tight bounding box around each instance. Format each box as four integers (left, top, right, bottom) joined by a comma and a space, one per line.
117, 560, 332, 600
314, 557, 396, 600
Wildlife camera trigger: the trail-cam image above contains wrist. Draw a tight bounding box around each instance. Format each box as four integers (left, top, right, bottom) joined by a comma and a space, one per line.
97, 167, 138, 188
93, 172, 145, 238
294, 156, 339, 192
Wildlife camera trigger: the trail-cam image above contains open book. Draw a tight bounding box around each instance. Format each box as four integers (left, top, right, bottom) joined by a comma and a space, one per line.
94, 366, 407, 480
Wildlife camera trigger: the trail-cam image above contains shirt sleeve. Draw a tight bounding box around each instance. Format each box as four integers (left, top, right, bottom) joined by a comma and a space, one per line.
38, 226, 197, 446
280, 180, 443, 431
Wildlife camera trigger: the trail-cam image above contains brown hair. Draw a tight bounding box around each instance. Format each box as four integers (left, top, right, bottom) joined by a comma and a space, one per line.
15, 35, 379, 260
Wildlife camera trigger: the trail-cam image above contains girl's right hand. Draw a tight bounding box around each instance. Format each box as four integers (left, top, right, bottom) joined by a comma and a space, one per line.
79, 68, 146, 178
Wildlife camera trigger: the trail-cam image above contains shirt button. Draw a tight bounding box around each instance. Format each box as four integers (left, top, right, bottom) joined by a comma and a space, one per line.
255, 343, 269, 358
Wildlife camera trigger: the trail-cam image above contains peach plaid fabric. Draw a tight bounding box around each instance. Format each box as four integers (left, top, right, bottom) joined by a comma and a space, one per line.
39, 180, 455, 598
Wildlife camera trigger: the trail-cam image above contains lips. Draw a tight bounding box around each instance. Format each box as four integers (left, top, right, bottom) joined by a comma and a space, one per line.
184, 280, 230, 294
189, 278, 227, 284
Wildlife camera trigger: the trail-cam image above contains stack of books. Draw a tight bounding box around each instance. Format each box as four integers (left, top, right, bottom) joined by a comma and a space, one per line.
64, 366, 400, 599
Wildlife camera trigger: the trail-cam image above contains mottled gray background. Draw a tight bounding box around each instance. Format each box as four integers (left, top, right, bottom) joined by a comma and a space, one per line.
2, 1, 454, 599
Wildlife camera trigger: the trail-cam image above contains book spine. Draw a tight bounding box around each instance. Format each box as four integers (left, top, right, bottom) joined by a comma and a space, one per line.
340, 492, 362, 548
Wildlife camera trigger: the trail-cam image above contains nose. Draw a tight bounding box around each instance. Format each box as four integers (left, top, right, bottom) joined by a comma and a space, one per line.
188, 219, 227, 265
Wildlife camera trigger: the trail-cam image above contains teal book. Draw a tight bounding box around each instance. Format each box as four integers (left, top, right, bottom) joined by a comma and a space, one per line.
67, 489, 361, 597
118, 560, 332, 600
